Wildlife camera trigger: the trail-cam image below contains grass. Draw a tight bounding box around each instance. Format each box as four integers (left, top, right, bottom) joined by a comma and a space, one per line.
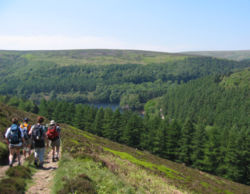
103, 147, 184, 180
99, 152, 188, 194
52, 154, 135, 194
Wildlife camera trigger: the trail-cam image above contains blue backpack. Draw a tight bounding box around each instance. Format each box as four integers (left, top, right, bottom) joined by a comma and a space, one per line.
8, 124, 21, 144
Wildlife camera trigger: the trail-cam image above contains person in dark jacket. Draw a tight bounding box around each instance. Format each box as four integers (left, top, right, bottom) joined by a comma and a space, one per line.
29, 116, 47, 168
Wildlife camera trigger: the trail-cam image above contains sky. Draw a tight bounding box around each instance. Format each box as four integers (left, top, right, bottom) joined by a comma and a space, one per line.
0, 0, 249, 52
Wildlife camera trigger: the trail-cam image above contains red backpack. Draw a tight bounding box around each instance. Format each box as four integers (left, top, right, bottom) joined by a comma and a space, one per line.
46, 125, 59, 140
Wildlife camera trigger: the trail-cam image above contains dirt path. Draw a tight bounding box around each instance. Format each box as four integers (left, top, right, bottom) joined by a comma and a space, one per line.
27, 150, 59, 194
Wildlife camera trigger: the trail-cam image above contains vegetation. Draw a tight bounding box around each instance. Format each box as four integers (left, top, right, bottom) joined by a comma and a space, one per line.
57, 122, 250, 193
0, 102, 249, 193
0, 166, 33, 194
183, 50, 250, 61
1, 78, 249, 185
0, 50, 249, 108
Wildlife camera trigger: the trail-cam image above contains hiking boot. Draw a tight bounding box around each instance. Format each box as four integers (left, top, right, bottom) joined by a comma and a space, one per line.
9, 163, 13, 168
52, 157, 56, 162
38, 165, 44, 169
55, 156, 59, 161
18, 162, 21, 166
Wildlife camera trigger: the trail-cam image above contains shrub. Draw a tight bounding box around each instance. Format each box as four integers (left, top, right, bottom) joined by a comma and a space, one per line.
58, 174, 96, 194
0, 142, 8, 165
6, 166, 32, 179
0, 177, 26, 194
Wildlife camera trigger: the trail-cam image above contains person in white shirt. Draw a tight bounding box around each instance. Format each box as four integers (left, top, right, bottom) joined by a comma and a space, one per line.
5, 118, 24, 167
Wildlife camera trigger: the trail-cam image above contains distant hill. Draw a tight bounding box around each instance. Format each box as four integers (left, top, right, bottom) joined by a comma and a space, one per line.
182, 50, 250, 61
0, 49, 249, 106
0, 104, 249, 193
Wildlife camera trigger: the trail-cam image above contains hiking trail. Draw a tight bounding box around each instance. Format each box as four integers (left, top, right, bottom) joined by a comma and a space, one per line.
27, 150, 59, 194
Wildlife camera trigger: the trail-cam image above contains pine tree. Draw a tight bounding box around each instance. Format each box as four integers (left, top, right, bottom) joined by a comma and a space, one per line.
191, 124, 207, 169
122, 113, 143, 147
92, 107, 104, 136
166, 119, 181, 161
110, 108, 122, 142
73, 104, 85, 129
38, 99, 49, 118
179, 119, 195, 165
102, 108, 113, 138
203, 126, 222, 174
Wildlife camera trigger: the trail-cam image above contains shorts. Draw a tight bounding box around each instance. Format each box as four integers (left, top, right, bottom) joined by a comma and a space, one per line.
50, 138, 60, 147
9, 142, 23, 149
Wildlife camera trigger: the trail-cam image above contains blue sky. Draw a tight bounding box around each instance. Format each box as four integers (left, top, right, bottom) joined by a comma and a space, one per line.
0, 0, 249, 52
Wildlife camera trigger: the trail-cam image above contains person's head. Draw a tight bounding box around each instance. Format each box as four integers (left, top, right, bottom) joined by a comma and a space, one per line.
24, 118, 29, 123
12, 118, 18, 124
37, 116, 44, 124
50, 120, 56, 126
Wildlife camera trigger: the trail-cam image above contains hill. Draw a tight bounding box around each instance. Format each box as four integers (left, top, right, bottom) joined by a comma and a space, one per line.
0, 49, 249, 107
149, 67, 250, 128
182, 50, 250, 61
0, 104, 249, 193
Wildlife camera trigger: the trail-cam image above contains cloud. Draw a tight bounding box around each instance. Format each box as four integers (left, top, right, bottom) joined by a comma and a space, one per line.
0, 35, 188, 52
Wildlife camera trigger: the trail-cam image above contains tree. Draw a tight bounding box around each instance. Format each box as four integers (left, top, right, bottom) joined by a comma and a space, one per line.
122, 113, 143, 147
203, 126, 222, 174
179, 119, 195, 165
92, 107, 104, 136
166, 119, 182, 161
191, 124, 207, 169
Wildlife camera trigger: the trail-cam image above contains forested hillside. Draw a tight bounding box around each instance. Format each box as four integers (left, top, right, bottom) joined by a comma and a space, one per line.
0, 103, 249, 193
0, 50, 249, 109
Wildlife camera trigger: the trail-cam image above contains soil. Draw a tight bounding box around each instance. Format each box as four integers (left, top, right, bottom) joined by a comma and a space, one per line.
27, 150, 59, 194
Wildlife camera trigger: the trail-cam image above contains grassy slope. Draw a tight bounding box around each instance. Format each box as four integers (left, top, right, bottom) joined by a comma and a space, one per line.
0, 49, 186, 67
0, 104, 249, 193
182, 50, 250, 61
57, 124, 250, 194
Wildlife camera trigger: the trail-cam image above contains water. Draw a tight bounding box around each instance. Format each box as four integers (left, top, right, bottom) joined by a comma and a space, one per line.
88, 103, 120, 111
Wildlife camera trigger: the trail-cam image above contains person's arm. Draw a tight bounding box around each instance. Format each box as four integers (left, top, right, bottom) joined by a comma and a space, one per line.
43, 126, 49, 147
57, 126, 61, 136
5, 127, 11, 144
19, 127, 25, 143
5, 127, 11, 139
29, 125, 34, 135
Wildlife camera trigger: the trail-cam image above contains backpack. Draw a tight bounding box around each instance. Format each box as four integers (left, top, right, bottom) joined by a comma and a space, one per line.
21, 123, 31, 140
32, 124, 45, 147
46, 125, 59, 140
8, 124, 21, 144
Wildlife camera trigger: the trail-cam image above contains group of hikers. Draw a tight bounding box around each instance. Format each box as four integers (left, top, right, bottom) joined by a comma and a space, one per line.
4, 116, 61, 168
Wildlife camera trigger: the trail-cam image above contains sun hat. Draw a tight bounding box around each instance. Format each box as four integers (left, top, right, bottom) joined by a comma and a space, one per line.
50, 120, 56, 125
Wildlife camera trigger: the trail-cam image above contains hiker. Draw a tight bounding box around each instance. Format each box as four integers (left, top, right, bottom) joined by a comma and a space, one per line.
5, 118, 24, 167
46, 120, 61, 162
29, 116, 47, 168
20, 118, 32, 158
